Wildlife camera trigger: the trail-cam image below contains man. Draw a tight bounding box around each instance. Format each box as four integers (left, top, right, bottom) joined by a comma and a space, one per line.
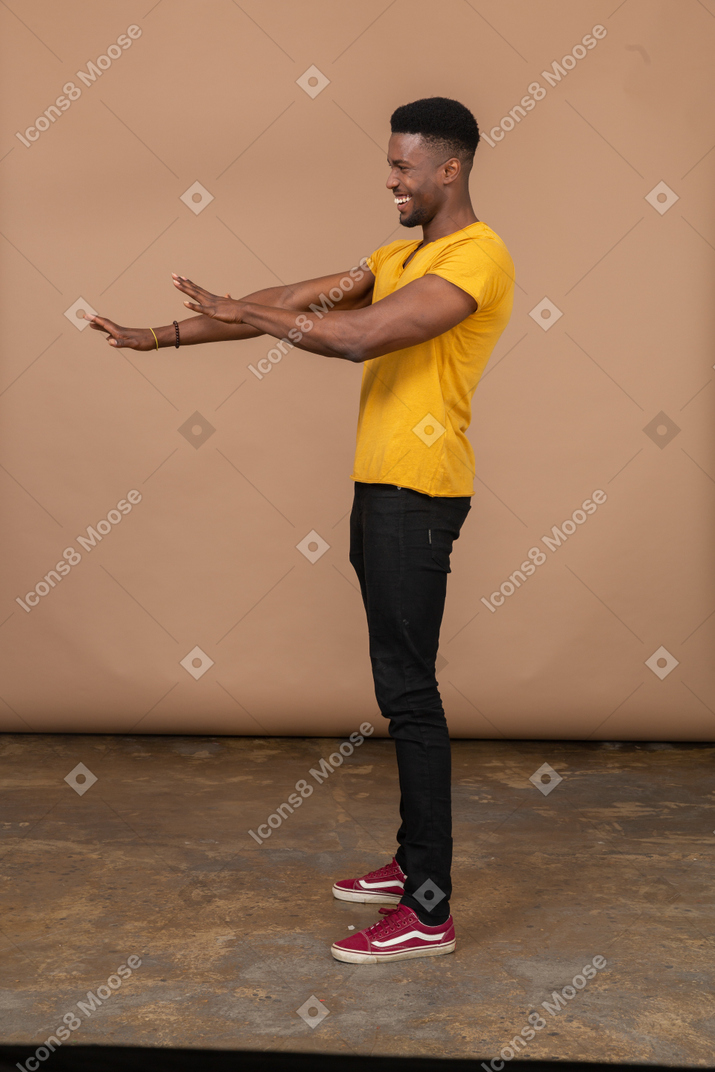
88, 97, 515, 965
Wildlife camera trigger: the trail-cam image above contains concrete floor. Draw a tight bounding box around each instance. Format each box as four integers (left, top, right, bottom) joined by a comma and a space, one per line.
1, 733, 713, 1065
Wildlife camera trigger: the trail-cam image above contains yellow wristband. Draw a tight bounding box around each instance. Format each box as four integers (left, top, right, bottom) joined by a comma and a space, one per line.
149, 328, 159, 350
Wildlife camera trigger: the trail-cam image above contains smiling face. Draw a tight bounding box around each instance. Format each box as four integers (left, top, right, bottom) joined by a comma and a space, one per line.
386, 132, 459, 228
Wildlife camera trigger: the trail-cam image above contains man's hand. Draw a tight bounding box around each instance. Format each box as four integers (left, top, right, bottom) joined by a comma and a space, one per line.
84, 316, 156, 349
172, 274, 243, 323
82, 262, 377, 354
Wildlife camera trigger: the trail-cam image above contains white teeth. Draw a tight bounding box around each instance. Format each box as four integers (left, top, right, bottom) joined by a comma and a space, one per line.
394, 195, 411, 205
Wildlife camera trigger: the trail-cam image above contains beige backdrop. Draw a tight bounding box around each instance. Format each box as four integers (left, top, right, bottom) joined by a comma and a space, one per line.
1, 0, 713, 738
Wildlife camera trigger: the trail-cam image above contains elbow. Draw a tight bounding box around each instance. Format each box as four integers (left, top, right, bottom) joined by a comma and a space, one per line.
344, 346, 368, 363
336, 328, 370, 363
346, 341, 388, 363
336, 316, 383, 362
341, 329, 380, 364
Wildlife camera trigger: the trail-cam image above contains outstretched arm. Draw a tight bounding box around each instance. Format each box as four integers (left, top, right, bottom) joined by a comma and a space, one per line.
86, 260, 375, 351
174, 272, 478, 363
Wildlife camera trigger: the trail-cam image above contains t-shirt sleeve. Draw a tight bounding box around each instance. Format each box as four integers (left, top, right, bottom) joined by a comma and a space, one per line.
365, 246, 383, 276
426, 238, 514, 311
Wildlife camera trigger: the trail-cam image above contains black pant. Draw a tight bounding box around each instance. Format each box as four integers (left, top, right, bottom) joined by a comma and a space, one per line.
349, 481, 472, 924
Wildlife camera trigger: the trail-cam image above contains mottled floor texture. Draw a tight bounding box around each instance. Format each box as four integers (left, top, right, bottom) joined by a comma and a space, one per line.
1, 734, 713, 1066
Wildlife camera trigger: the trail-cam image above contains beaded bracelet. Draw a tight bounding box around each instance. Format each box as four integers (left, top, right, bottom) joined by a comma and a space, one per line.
173, 320, 180, 348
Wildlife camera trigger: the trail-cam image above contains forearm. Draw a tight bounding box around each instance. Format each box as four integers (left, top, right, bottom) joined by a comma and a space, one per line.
237, 302, 368, 362
152, 316, 262, 347
168, 259, 375, 354
153, 282, 293, 347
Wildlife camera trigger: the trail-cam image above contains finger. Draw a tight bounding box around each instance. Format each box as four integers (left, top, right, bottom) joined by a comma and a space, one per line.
172, 275, 203, 295
173, 279, 206, 301
173, 276, 216, 303
87, 315, 119, 337
183, 300, 211, 315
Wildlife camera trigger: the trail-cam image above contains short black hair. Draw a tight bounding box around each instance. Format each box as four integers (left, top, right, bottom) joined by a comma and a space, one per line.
390, 97, 480, 163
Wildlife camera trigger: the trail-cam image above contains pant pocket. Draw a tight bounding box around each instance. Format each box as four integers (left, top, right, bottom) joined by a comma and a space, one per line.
428, 498, 472, 573
429, 538, 452, 573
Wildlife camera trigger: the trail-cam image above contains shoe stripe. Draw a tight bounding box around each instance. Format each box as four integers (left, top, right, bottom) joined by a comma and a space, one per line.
372, 929, 449, 948
358, 878, 404, 890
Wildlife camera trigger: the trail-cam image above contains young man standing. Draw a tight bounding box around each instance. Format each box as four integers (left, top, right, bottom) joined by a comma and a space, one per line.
88, 97, 515, 964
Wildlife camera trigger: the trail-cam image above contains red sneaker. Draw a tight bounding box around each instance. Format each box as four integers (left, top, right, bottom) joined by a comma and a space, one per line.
332, 857, 405, 904
331, 905, 456, 964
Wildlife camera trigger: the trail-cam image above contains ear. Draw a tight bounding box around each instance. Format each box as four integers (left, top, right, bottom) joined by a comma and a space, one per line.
442, 157, 462, 185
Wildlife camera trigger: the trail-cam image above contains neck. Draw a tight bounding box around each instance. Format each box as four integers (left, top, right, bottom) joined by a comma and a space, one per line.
421, 200, 478, 244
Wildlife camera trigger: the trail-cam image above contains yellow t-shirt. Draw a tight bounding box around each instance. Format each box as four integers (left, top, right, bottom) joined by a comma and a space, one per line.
350, 221, 515, 497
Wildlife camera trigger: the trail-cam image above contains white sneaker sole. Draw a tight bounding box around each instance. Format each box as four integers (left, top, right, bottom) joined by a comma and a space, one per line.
331, 940, 456, 964
331, 885, 403, 904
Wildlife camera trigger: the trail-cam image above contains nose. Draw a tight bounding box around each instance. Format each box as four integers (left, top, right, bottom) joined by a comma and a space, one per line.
386, 170, 399, 190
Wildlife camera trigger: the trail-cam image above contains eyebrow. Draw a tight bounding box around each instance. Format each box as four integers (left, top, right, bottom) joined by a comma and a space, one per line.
387, 157, 410, 166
